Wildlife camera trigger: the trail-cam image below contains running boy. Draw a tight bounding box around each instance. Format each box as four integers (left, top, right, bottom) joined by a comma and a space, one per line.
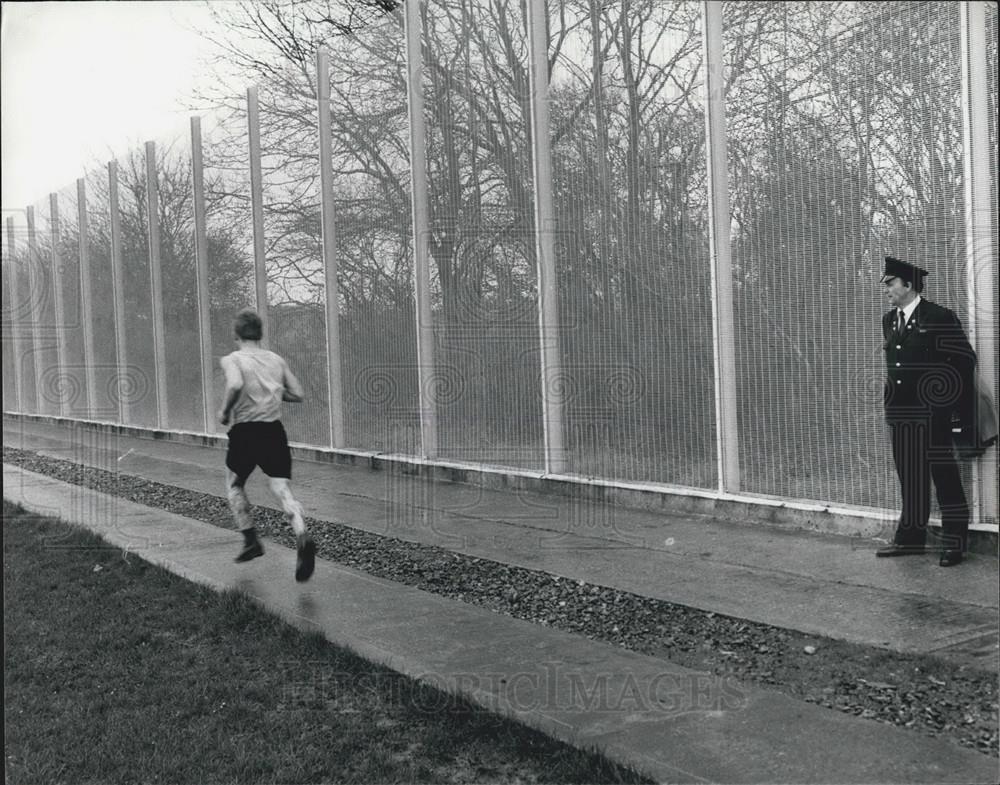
219, 308, 316, 582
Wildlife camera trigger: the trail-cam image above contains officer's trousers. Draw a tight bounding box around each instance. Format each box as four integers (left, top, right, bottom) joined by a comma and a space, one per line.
888, 413, 969, 550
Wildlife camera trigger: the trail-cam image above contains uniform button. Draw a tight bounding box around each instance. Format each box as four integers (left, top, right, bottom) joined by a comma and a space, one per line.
895, 345, 901, 349
897, 380, 902, 384
896, 363, 901, 367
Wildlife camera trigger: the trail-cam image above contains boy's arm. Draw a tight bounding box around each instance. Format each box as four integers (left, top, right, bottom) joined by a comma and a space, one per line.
282, 359, 304, 403
218, 356, 244, 425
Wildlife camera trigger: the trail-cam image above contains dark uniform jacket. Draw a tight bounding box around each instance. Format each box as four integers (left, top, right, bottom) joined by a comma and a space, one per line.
882, 299, 976, 426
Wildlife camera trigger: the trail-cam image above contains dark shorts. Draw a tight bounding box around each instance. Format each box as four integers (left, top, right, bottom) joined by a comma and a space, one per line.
226, 421, 292, 481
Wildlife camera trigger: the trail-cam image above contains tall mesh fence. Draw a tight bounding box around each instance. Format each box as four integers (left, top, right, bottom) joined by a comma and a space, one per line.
3, 0, 996, 524
30, 195, 59, 418
424, 0, 544, 469
1, 227, 15, 411
82, 164, 120, 422
155, 129, 202, 432
725, 0, 977, 508
114, 148, 159, 428
987, 2, 999, 441
259, 74, 332, 447
202, 105, 257, 435
551, 0, 716, 485
52, 182, 86, 418
329, 13, 422, 455
4, 212, 39, 414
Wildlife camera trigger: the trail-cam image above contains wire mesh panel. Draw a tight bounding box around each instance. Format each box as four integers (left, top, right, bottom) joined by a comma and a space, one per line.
987, 1, 999, 423
114, 147, 159, 427
7, 212, 38, 414
82, 165, 120, 421
52, 182, 87, 418
328, 12, 421, 454
258, 79, 331, 448
203, 107, 257, 432
30, 195, 60, 417
1, 222, 16, 411
990, 5, 999, 284
420, 0, 545, 469
723, 0, 969, 508
149, 128, 205, 432
549, 0, 716, 485
981, 1, 999, 512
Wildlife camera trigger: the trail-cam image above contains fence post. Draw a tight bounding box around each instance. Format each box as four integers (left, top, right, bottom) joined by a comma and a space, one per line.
145, 140, 169, 429
247, 86, 270, 346
1, 240, 10, 411
77, 178, 97, 417
702, 0, 741, 494
526, 0, 567, 474
6, 216, 25, 413
108, 160, 131, 425
403, 0, 439, 459
1, 225, 16, 413
960, 1, 998, 528
316, 48, 345, 448
191, 116, 215, 433
49, 193, 70, 418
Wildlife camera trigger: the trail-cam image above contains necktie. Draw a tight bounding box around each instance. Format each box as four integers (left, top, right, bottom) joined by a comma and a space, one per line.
896, 309, 906, 338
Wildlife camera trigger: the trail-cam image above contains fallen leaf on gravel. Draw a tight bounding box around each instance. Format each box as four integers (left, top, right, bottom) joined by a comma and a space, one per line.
804, 645, 817, 655
928, 676, 946, 686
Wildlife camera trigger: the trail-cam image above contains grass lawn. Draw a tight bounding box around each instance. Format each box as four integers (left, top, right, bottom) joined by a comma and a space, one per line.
3, 501, 651, 785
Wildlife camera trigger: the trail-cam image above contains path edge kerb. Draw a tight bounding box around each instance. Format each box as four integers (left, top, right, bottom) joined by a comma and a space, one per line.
5, 411, 998, 555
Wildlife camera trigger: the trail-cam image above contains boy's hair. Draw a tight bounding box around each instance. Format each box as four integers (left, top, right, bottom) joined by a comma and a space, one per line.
234, 308, 263, 341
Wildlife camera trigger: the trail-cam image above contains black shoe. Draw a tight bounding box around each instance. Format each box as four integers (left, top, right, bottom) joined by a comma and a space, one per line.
235, 540, 264, 563
296, 535, 316, 583
875, 544, 928, 557
939, 550, 964, 567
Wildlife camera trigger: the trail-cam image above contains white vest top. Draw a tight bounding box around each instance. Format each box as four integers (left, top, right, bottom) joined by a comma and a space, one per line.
226, 348, 285, 424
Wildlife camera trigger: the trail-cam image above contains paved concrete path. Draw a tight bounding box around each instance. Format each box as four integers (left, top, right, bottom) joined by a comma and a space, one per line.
5, 418, 998, 666
5, 462, 999, 784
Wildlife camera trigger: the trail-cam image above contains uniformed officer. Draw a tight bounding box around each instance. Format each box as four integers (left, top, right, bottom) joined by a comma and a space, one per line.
877, 256, 976, 566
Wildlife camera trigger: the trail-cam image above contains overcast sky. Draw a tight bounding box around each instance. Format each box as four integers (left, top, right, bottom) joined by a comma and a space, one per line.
1, 1, 230, 211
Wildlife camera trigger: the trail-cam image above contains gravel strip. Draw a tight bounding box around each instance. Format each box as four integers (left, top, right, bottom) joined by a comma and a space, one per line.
4, 446, 998, 757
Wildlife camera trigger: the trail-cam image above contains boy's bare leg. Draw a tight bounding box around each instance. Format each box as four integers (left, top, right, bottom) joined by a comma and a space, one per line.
226, 469, 253, 529
228, 469, 263, 561
267, 477, 306, 535
269, 476, 314, 581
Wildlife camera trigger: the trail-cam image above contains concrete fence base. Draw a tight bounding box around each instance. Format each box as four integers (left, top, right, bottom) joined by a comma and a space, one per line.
4, 411, 997, 556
